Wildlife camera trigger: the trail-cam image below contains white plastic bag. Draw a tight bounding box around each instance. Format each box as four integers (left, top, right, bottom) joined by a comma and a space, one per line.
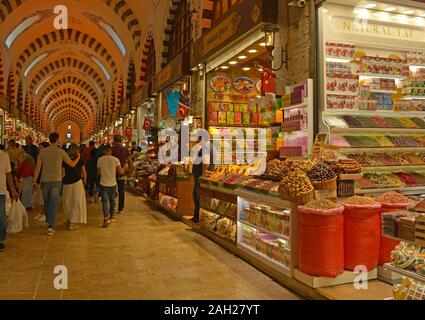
7, 200, 29, 234
5, 192, 11, 217
32, 185, 44, 206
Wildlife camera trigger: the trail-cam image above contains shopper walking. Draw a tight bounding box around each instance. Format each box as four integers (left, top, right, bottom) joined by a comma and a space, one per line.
62, 143, 87, 230
33, 142, 49, 222
112, 135, 134, 214
86, 146, 99, 203
98, 145, 126, 227
18, 153, 35, 211
0, 149, 19, 251
33, 133, 81, 236
23, 136, 39, 162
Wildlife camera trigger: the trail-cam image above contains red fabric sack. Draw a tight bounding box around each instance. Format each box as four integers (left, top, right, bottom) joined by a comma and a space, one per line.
343, 204, 381, 271
298, 205, 344, 278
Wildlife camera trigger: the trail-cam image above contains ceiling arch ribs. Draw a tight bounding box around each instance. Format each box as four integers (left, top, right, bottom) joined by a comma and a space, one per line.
44, 87, 96, 116
46, 93, 94, 119
15, 29, 119, 80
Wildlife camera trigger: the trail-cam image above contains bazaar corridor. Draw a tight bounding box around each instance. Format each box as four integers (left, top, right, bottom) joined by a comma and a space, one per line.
0, 192, 301, 300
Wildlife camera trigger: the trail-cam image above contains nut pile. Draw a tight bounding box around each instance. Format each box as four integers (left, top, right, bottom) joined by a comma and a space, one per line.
343, 196, 378, 205
376, 191, 414, 205
303, 199, 341, 210
285, 159, 317, 173
307, 163, 337, 182
264, 159, 288, 180
280, 171, 313, 197
332, 159, 361, 174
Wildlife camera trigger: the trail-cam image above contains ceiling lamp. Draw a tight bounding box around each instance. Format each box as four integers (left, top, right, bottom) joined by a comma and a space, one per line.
248, 49, 258, 53
403, 9, 415, 15
238, 55, 247, 60
6, 15, 41, 48
364, 3, 377, 9
229, 61, 238, 65
384, 6, 397, 12
220, 66, 229, 70
243, 67, 251, 71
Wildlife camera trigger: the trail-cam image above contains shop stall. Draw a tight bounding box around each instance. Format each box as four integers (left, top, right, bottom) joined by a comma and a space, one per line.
318, 0, 425, 196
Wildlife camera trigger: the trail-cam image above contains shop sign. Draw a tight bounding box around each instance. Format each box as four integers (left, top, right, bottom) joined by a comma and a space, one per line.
334, 17, 420, 41
153, 51, 190, 93
192, 0, 278, 67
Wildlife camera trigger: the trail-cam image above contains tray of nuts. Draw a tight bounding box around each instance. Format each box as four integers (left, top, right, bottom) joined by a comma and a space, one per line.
278, 171, 314, 204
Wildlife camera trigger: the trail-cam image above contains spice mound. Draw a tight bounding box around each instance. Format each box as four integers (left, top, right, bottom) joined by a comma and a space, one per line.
376, 191, 414, 205
343, 196, 378, 205
307, 163, 337, 182
303, 199, 340, 210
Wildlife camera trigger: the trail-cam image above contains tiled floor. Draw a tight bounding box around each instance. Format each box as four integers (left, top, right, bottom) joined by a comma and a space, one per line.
0, 192, 301, 300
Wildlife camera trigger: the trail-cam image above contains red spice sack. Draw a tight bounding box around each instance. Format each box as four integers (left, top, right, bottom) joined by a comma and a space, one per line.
343, 204, 381, 271
298, 206, 344, 278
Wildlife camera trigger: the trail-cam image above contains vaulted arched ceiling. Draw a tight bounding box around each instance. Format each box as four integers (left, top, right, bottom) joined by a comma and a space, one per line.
0, 0, 146, 140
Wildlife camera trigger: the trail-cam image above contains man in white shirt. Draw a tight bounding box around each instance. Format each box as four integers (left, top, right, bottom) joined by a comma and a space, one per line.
97, 145, 125, 227
0, 149, 20, 251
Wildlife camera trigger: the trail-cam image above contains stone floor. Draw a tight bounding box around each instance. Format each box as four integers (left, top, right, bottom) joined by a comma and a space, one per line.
0, 192, 301, 300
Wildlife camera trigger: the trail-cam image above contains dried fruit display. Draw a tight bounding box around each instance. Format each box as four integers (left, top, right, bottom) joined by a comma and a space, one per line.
392, 172, 418, 186
307, 163, 337, 182
387, 136, 423, 147
279, 171, 314, 197
376, 191, 415, 206
341, 115, 363, 128
263, 159, 288, 181
363, 173, 405, 188
331, 159, 361, 174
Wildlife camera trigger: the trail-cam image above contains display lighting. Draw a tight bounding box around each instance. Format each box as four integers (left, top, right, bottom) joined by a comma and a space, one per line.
248, 49, 258, 53
220, 66, 229, 69
242, 67, 251, 71
238, 55, 247, 60
259, 42, 267, 47
395, 14, 409, 23
229, 61, 238, 65
384, 6, 397, 12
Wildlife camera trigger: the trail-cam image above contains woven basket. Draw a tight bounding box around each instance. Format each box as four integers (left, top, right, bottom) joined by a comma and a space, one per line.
312, 177, 337, 190
279, 189, 314, 204
393, 243, 421, 269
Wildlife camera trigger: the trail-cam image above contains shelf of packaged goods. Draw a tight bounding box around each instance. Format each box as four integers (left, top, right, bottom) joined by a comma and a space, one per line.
381, 234, 416, 246
200, 183, 238, 196
323, 110, 425, 117
362, 165, 425, 172
330, 127, 425, 134
281, 103, 308, 111
201, 207, 237, 221
199, 226, 236, 245
238, 242, 291, 275
236, 188, 295, 209
369, 89, 398, 94
357, 73, 407, 80
238, 220, 290, 241
326, 91, 359, 96
339, 147, 425, 154
384, 263, 425, 283
356, 186, 425, 195
403, 96, 425, 100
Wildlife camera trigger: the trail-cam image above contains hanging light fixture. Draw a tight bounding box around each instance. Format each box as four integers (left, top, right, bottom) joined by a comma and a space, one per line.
262, 24, 288, 71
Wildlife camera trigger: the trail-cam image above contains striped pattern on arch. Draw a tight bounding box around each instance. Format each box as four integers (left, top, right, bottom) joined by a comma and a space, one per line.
0, 0, 25, 24
161, 0, 183, 67
0, 54, 4, 97
16, 29, 118, 79
140, 35, 154, 82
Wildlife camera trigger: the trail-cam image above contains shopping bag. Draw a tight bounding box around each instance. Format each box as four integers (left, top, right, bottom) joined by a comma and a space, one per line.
32, 185, 44, 206
7, 200, 29, 234
5, 192, 11, 217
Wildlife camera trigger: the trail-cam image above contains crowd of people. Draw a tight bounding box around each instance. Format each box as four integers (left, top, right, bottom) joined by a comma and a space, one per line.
0, 133, 135, 251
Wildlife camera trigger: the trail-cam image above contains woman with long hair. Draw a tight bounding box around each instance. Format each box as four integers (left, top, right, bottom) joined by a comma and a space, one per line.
62, 143, 87, 230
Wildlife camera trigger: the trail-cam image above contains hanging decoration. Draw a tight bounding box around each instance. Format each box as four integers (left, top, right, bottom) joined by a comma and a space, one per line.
261, 67, 277, 94
165, 90, 180, 118
125, 126, 132, 140
143, 117, 152, 132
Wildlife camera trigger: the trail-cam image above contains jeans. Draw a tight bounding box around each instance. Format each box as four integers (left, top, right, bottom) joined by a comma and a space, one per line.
0, 195, 6, 243
41, 181, 62, 229
96, 175, 101, 196
101, 185, 116, 219
193, 178, 200, 220
21, 177, 33, 209
117, 179, 125, 212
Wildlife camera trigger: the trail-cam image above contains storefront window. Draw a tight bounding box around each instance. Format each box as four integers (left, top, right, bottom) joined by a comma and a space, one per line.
213, 0, 242, 24
167, 0, 191, 63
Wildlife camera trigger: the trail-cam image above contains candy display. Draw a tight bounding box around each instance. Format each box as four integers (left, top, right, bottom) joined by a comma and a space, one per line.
307, 163, 337, 183
359, 56, 408, 76
331, 159, 362, 174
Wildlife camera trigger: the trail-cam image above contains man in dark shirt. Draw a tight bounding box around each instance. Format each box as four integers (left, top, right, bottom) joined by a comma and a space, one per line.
190, 136, 210, 223
111, 135, 134, 214
23, 136, 39, 162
